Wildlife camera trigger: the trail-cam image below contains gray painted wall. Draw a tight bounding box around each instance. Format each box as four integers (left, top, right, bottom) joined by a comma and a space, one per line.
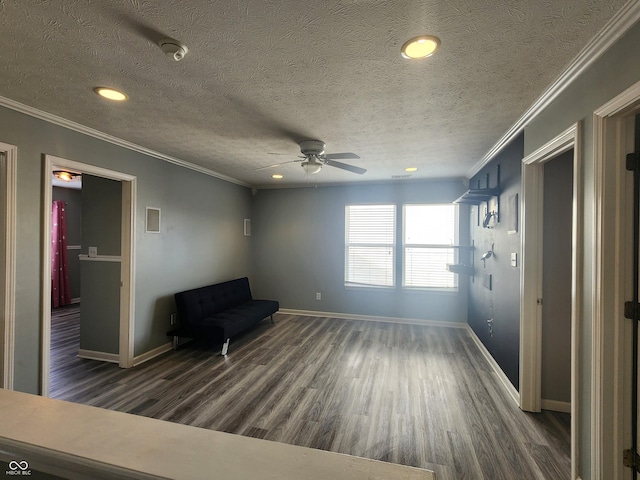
78, 175, 122, 354
541, 150, 573, 404
79, 261, 121, 354
468, 135, 523, 389
251, 180, 469, 322
524, 20, 640, 480
0, 105, 253, 393
52, 186, 82, 300
81, 175, 121, 256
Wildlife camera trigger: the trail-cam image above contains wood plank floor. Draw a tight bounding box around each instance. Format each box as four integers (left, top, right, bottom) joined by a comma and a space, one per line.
50, 305, 571, 479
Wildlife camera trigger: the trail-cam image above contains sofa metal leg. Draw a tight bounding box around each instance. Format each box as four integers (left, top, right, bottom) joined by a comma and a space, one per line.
221, 338, 230, 356
173, 336, 179, 351
270, 315, 275, 324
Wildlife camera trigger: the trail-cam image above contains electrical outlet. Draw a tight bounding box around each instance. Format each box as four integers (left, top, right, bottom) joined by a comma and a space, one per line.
170, 313, 177, 325
88, 246, 97, 257
316, 292, 322, 301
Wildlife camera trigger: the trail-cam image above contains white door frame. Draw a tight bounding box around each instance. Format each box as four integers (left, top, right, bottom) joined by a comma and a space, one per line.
0, 142, 17, 390
42, 155, 136, 396
592, 80, 640, 479
520, 122, 582, 477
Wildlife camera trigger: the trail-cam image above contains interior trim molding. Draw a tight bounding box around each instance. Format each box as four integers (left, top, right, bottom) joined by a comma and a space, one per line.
541, 399, 571, 414
465, 325, 520, 407
78, 254, 122, 263
77, 349, 119, 364
133, 342, 173, 367
467, 0, 640, 178
0, 96, 249, 188
278, 308, 468, 329
42, 155, 137, 396
519, 121, 582, 479
591, 78, 640, 480
0, 142, 17, 391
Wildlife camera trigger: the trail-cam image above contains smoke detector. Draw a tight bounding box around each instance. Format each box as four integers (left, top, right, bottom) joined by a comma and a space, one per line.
158, 38, 189, 61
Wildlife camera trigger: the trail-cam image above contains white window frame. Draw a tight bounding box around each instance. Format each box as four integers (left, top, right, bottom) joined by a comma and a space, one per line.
344, 204, 396, 288
402, 204, 459, 290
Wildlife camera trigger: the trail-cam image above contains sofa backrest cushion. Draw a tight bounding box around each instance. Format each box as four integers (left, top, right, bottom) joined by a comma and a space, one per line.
175, 277, 253, 326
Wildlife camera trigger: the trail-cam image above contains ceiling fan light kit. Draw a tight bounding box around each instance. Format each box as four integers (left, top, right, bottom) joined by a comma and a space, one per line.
301, 159, 323, 174
53, 170, 81, 182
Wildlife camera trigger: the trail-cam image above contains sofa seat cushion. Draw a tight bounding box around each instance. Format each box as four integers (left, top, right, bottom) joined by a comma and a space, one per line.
197, 299, 279, 338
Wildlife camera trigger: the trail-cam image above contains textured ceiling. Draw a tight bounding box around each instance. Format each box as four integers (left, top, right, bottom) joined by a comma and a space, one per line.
0, 0, 631, 187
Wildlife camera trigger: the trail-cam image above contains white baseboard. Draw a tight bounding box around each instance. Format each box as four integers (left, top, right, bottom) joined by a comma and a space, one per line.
541, 399, 571, 413
278, 308, 468, 329
465, 325, 520, 408
77, 349, 119, 363
133, 342, 173, 367
70, 297, 81, 304
78, 343, 173, 367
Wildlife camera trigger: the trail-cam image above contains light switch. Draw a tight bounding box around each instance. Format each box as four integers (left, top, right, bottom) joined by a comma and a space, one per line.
511, 252, 518, 267
88, 246, 97, 257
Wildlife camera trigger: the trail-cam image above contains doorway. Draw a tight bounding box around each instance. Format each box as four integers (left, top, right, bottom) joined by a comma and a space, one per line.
520, 122, 582, 478
541, 149, 574, 414
41, 155, 136, 396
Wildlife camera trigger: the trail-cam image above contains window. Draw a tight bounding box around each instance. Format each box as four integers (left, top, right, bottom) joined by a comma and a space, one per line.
403, 204, 458, 288
345, 204, 395, 287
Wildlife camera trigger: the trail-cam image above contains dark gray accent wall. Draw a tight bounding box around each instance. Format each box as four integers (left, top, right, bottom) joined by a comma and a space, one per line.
52, 186, 81, 300
468, 134, 523, 389
0, 105, 252, 393
541, 150, 573, 404
251, 179, 469, 322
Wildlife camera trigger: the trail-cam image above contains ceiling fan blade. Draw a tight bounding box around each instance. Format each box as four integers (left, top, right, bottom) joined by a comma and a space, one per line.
324, 159, 367, 174
324, 152, 360, 160
255, 160, 298, 171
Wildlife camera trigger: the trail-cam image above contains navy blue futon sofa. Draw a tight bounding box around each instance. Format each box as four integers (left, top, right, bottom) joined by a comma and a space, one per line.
169, 277, 279, 355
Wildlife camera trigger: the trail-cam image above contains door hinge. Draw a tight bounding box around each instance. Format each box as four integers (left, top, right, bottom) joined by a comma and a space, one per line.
624, 449, 640, 472
536, 298, 543, 305
627, 152, 640, 171
625, 301, 640, 321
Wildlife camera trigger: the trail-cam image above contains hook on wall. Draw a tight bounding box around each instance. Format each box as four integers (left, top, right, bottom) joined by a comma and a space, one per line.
481, 243, 494, 268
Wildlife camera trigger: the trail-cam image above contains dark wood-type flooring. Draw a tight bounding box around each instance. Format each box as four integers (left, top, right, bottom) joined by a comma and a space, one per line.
50, 305, 571, 479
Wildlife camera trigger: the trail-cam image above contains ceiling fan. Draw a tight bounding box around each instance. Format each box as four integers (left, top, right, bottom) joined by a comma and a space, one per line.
257, 140, 366, 175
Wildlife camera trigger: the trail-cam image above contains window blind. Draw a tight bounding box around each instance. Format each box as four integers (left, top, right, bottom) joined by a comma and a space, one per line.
345, 205, 395, 287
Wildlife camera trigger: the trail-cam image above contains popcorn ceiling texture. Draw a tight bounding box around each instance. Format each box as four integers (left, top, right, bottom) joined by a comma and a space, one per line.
0, 0, 629, 186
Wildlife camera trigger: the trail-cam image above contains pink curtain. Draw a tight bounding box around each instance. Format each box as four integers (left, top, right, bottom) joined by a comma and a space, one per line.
51, 200, 71, 308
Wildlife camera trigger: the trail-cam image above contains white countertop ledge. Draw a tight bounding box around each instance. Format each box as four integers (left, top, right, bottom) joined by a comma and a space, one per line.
0, 389, 435, 480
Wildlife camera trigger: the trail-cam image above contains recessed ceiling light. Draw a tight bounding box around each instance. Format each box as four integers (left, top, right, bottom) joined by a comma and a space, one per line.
94, 87, 128, 101
272, 174, 283, 179
405, 167, 418, 172
401, 35, 440, 60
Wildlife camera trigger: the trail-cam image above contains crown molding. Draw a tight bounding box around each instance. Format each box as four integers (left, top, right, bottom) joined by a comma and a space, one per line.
0, 96, 250, 188
467, 0, 640, 179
